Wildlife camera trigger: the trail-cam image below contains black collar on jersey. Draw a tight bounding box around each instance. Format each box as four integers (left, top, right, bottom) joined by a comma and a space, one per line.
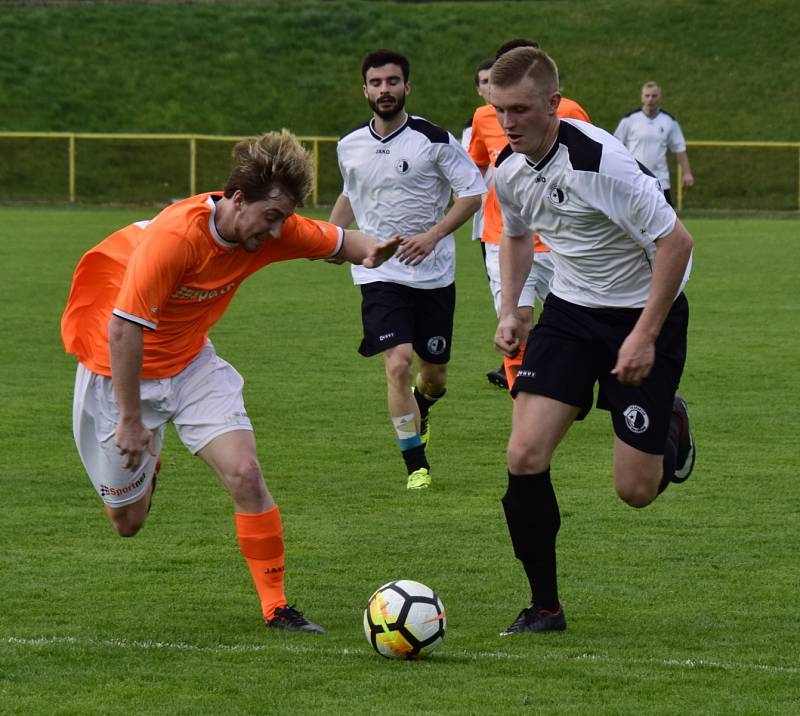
525, 120, 603, 174
368, 116, 409, 143
525, 131, 560, 172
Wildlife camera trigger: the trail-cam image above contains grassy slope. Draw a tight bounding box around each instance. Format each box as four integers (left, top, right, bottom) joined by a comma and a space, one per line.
0, 208, 798, 713
1, 0, 799, 208
1, 0, 798, 138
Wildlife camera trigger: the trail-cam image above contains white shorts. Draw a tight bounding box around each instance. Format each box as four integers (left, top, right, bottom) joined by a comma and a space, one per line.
72, 342, 253, 507
484, 243, 554, 316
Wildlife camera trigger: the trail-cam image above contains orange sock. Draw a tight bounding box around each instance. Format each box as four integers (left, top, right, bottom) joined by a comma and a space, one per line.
235, 506, 286, 619
503, 344, 526, 393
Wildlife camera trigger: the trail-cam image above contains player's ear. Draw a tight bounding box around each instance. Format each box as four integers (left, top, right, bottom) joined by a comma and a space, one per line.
404, 81, 411, 96
548, 91, 561, 115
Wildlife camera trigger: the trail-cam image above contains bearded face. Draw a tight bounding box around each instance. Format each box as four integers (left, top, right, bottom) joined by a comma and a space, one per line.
363, 64, 409, 121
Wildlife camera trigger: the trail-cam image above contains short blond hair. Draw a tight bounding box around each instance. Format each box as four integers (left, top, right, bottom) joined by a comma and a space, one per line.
641, 81, 661, 93
490, 47, 559, 95
224, 129, 313, 205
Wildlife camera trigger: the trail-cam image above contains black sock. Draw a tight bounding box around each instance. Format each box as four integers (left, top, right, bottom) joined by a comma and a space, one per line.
501, 469, 560, 611
402, 445, 429, 475
658, 411, 681, 494
413, 386, 445, 421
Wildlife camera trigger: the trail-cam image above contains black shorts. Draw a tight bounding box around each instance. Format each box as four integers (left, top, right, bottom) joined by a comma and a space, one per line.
358, 281, 455, 363
512, 292, 689, 454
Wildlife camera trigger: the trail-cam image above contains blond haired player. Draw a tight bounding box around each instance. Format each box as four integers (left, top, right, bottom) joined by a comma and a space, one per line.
469, 38, 591, 392
490, 49, 696, 634
62, 131, 399, 634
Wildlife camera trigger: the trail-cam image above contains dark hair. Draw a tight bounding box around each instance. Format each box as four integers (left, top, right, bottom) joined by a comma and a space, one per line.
223, 130, 313, 205
495, 38, 539, 59
474, 58, 495, 86
361, 49, 410, 82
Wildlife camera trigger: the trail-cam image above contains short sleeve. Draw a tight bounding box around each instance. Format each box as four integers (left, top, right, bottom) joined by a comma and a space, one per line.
494, 169, 529, 238
433, 137, 487, 198
667, 119, 687, 153
278, 216, 344, 260
593, 150, 677, 245
613, 117, 628, 145
114, 228, 194, 330
468, 112, 491, 167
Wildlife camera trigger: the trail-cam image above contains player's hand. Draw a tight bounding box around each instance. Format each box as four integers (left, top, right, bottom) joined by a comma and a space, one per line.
683, 172, 695, 190
363, 235, 401, 268
395, 231, 438, 266
494, 314, 522, 358
611, 330, 655, 385
114, 418, 156, 471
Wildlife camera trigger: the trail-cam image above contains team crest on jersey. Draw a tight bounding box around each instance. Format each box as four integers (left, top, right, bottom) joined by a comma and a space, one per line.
426, 336, 447, 355
623, 405, 650, 434
548, 185, 568, 206
395, 158, 411, 174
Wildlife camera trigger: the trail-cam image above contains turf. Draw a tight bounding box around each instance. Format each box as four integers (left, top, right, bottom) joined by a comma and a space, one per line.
0, 209, 798, 714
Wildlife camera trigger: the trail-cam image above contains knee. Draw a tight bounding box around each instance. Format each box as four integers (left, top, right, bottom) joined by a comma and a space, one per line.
614, 458, 661, 508
615, 480, 657, 509
418, 366, 447, 395
108, 511, 145, 538
224, 457, 266, 501
385, 355, 413, 388
507, 435, 551, 475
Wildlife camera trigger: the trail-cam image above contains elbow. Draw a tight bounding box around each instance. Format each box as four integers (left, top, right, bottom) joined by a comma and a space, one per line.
679, 228, 694, 256
108, 314, 143, 348
108, 315, 124, 346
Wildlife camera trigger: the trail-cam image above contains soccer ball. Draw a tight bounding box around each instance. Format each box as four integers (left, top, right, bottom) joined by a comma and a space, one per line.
363, 579, 446, 660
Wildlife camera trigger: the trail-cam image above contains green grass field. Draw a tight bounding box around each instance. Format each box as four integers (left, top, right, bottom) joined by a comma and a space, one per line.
1, 208, 798, 714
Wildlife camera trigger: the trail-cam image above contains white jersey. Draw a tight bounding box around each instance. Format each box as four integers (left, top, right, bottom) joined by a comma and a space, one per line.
494, 119, 687, 309
613, 109, 687, 189
337, 114, 486, 289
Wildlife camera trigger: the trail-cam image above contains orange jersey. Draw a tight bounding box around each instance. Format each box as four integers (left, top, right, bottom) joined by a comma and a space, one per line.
468, 97, 591, 249
62, 193, 342, 379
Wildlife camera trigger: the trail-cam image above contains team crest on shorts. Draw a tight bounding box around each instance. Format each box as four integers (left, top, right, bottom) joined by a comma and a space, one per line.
427, 336, 447, 355
395, 158, 411, 174
623, 405, 650, 434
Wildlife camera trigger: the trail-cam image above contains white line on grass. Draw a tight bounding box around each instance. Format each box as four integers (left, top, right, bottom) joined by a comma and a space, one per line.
3, 635, 798, 675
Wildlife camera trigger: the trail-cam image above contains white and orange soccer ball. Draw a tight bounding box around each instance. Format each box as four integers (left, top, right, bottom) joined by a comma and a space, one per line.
363, 579, 446, 660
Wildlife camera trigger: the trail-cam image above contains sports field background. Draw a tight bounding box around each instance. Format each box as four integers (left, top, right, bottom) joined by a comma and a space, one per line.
1, 0, 799, 209
1, 0, 799, 712
1, 208, 798, 714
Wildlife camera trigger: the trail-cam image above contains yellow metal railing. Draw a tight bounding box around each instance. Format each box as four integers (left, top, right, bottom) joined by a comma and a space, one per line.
677, 140, 800, 211
2, 133, 799, 210
0, 131, 337, 206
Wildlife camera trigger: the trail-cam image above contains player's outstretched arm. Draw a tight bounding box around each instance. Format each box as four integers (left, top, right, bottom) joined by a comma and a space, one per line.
395, 194, 482, 266
325, 194, 357, 264
109, 316, 156, 470
337, 230, 401, 268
